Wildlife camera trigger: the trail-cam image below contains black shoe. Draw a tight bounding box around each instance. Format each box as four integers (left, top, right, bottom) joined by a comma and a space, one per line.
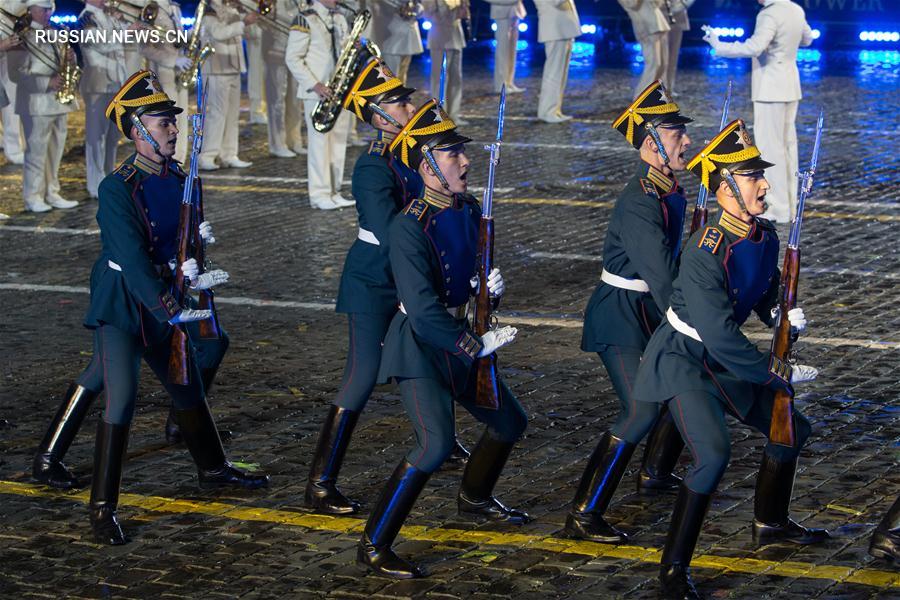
638, 407, 684, 495
565, 511, 628, 544
869, 496, 900, 561
304, 405, 360, 514
357, 460, 430, 579
752, 453, 829, 547
443, 438, 470, 468
658, 485, 712, 600
566, 432, 635, 542
33, 383, 97, 489
89, 419, 130, 545
457, 429, 529, 525
176, 402, 269, 489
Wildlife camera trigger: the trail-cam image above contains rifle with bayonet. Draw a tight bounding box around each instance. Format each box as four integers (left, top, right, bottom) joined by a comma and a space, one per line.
689, 80, 733, 235
768, 109, 824, 447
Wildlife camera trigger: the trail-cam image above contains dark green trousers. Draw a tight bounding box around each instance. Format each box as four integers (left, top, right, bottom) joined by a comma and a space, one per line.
334, 312, 394, 411
598, 346, 663, 443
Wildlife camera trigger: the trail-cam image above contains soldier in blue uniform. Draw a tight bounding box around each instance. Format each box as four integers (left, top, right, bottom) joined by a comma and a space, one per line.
632, 119, 828, 599
569, 81, 693, 544
357, 99, 528, 579
42, 71, 269, 545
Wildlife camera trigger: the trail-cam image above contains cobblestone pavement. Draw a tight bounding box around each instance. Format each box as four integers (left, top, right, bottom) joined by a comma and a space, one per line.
0, 46, 898, 599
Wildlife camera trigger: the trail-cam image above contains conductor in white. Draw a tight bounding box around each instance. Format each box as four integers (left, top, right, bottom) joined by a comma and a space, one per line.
534, 0, 581, 124
703, 0, 814, 223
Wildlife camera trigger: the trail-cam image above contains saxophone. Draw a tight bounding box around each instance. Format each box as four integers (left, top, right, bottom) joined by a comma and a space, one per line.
56, 29, 81, 105
176, 0, 215, 89
311, 9, 379, 133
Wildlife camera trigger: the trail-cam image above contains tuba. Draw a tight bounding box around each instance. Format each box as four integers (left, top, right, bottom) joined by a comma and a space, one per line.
311, 9, 379, 133
176, 0, 214, 89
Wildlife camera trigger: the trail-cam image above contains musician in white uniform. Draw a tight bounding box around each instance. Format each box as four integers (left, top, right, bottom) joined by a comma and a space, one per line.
246, 19, 267, 124
704, 0, 814, 222
422, 0, 465, 122
369, 0, 422, 84
261, 0, 305, 157
285, 0, 354, 209
487, 0, 525, 94
534, 0, 580, 123
0, 13, 15, 217
0, 0, 25, 164
7, 0, 78, 212
664, 0, 693, 95
618, 0, 670, 99
79, 0, 128, 199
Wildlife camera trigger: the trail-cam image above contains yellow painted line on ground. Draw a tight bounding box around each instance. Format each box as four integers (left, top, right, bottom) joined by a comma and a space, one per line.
1, 480, 896, 588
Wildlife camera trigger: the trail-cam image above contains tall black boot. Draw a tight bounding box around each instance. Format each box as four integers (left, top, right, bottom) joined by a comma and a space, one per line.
869, 496, 900, 561
638, 407, 684, 494
444, 403, 469, 468
457, 429, 530, 524
165, 368, 231, 443
565, 431, 635, 543
33, 383, 98, 489
752, 453, 830, 546
659, 485, 712, 600
357, 459, 430, 579
89, 419, 130, 545
175, 402, 269, 489
304, 405, 361, 514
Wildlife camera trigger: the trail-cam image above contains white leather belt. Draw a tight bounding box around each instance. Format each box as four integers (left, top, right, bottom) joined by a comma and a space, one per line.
358, 227, 380, 246
600, 268, 650, 293
666, 307, 702, 342
399, 302, 467, 319
108, 260, 122, 271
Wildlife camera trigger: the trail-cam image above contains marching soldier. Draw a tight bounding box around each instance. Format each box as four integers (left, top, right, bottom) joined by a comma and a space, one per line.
198, 0, 257, 170
141, 0, 190, 164
870, 496, 900, 561
7, 0, 78, 212
78, 0, 128, 199
487, 0, 525, 94
422, 0, 466, 122
618, 0, 670, 99
664, 0, 693, 95
358, 99, 528, 579
260, 0, 305, 157
702, 0, 815, 223
631, 119, 828, 598
77, 70, 267, 544
0, 0, 24, 165
534, 0, 580, 123
369, 0, 423, 85
571, 81, 692, 544
285, 0, 354, 209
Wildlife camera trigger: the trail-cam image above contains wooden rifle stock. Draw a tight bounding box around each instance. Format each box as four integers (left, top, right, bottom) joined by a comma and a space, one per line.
168, 201, 193, 385
768, 248, 800, 447
193, 180, 221, 339
474, 217, 500, 410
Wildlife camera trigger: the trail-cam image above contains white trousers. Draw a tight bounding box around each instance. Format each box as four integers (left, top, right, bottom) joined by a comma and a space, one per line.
20, 113, 67, 207
635, 31, 668, 97
201, 73, 242, 163
154, 67, 189, 164
754, 100, 799, 223
493, 17, 520, 92
664, 28, 684, 94
537, 39, 573, 120
303, 98, 350, 202
265, 62, 304, 153
429, 48, 462, 120
247, 36, 265, 116
383, 54, 412, 85
0, 56, 23, 158
84, 92, 120, 198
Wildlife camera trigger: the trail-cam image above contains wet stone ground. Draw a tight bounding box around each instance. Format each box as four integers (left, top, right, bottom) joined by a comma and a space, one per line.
0, 44, 898, 598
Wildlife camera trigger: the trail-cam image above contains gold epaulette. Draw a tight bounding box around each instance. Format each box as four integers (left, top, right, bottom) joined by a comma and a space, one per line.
291, 13, 310, 31
113, 163, 137, 182
697, 226, 723, 254
404, 198, 428, 221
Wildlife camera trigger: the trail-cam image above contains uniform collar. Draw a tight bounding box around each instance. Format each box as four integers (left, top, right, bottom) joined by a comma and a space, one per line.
133, 152, 164, 176
422, 186, 453, 209
640, 161, 677, 195
718, 209, 753, 238
377, 129, 396, 144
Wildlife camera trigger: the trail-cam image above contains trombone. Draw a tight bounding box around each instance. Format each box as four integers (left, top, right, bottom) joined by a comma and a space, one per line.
101, 0, 185, 47
226, 0, 290, 36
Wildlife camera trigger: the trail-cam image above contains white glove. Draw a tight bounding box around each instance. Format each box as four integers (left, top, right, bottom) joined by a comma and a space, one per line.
787, 307, 807, 333
175, 56, 193, 72
180, 258, 199, 281
190, 269, 229, 290
487, 268, 505, 298
199, 220, 216, 244
790, 364, 818, 384
701, 25, 720, 46
168, 308, 212, 325
478, 326, 517, 357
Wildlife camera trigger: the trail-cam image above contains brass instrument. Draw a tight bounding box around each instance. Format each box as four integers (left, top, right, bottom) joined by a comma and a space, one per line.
103, 0, 185, 48
229, 0, 290, 35
311, 9, 379, 133
176, 0, 214, 89
385, 0, 421, 21
55, 31, 81, 104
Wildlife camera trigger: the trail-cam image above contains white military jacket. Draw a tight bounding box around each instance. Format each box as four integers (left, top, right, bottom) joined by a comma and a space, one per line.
7, 22, 77, 115
534, 0, 581, 44
669, 0, 694, 33
711, 0, 813, 102
617, 0, 669, 39
285, 1, 348, 100
260, 0, 297, 60
421, 0, 465, 51
487, 0, 525, 22
78, 3, 127, 94
369, 0, 423, 55
202, 0, 248, 74
142, 0, 184, 70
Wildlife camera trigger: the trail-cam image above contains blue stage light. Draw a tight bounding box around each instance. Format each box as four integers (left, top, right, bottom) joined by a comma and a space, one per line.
491, 21, 497, 32
859, 30, 900, 43
580, 24, 596, 35
518, 22, 528, 33
421, 20, 432, 31
516, 40, 528, 51
811, 28, 821, 40
797, 49, 821, 62
50, 15, 78, 24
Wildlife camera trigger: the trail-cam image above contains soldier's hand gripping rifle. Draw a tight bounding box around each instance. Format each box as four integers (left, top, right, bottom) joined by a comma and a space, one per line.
768, 110, 824, 447
168, 72, 212, 385
689, 80, 732, 235
473, 86, 505, 410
